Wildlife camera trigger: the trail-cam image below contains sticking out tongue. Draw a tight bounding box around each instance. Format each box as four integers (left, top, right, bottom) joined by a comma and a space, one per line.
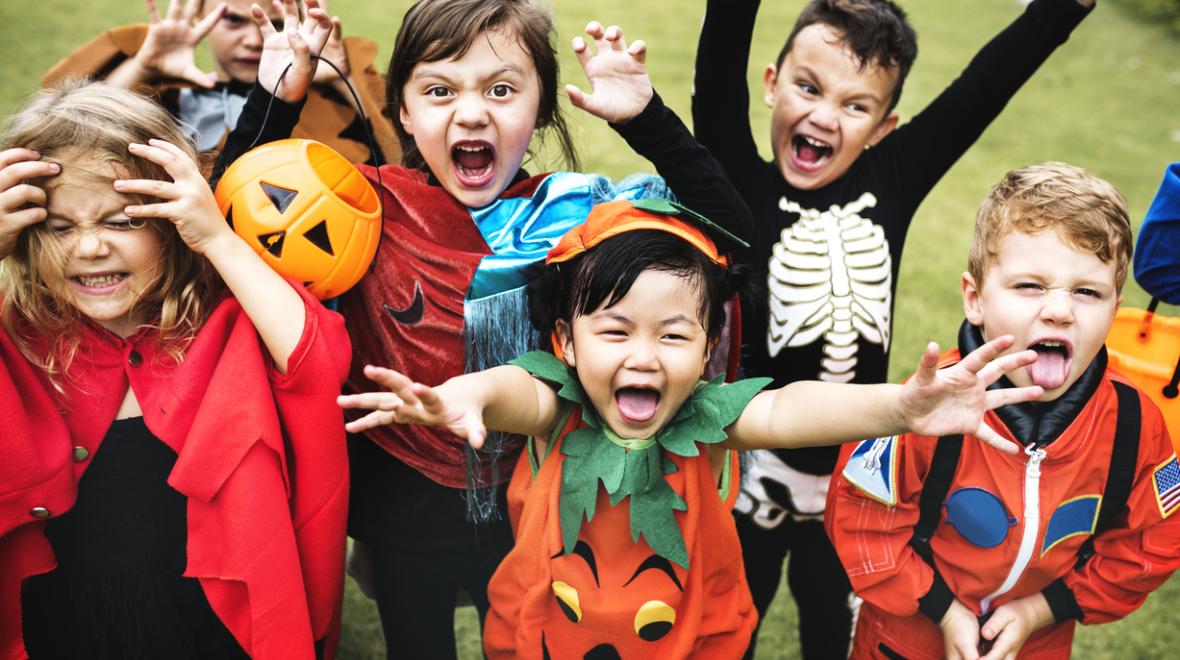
1028, 345, 1070, 390
616, 388, 660, 423
454, 147, 493, 171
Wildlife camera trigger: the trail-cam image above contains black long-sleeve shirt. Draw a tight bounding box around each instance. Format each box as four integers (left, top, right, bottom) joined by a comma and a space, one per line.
693, 0, 1090, 474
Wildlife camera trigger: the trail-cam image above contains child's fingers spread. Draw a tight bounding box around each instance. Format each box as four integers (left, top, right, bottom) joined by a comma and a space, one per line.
605, 26, 627, 49
961, 335, 1016, 373
0, 183, 48, 214
0, 158, 59, 189
252, 4, 276, 35
975, 423, 1019, 455
984, 385, 1042, 410
412, 384, 446, 414
145, 0, 162, 23
362, 364, 413, 391
193, 2, 228, 38
912, 341, 940, 385
564, 84, 587, 109
2, 207, 49, 230
977, 349, 1037, 385
336, 391, 403, 412
181, 0, 201, 20
281, 0, 298, 30
628, 39, 647, 64
115, 177, 176, 200
344, 409, 397, 433
584, 21, 604, 39
165, 0, 182, 20
127, 141, 182, 172
124, 201, 177, 219
465, 421, 487, 449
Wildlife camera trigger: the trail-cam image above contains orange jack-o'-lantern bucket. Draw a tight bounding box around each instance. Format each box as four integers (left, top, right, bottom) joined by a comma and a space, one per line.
214, 138, 381, 299
1106, 302, 1180, 454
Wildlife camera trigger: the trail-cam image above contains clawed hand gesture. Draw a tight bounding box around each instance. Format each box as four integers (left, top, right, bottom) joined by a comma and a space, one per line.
134, 0, 228, 88
251, 0, 333, 102
338, 365, 492, 449
567, 21, 653, 124
117, 139, 234, 256
899, 335, 1042, 453
0, 149, 59, 260
311, 0, 350, 84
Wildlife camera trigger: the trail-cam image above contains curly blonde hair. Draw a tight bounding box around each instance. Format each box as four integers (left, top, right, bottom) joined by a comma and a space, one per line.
968, 161, 1132, 290
0, 80, 221, 384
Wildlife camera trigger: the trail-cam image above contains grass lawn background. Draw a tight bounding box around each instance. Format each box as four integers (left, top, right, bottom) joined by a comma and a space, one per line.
2, 0, 1177, 657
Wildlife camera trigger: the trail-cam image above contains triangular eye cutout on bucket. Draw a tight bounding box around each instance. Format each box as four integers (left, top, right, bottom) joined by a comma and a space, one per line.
303, 220, 334, 256
258, 231, 287, 257
260, 181, 298, 214
225, 205, 234, 231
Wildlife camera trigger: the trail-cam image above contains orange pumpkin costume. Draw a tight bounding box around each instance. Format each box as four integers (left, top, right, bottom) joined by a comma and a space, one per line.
483, 351, 765, 659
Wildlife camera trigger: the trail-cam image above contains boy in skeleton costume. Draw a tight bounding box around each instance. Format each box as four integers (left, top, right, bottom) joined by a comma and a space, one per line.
827, 162, 1180, 660
692, 0, 1095, 655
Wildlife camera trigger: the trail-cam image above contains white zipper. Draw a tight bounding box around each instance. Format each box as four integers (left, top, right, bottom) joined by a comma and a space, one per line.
980, 444, 1047, 614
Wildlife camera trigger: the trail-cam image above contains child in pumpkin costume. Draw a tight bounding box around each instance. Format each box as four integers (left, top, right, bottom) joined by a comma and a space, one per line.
340, 201, 1045, 658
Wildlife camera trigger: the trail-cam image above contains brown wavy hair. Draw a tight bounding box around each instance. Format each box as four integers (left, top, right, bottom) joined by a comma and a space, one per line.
0, 80, 221, 385
968, 161, 1132, 290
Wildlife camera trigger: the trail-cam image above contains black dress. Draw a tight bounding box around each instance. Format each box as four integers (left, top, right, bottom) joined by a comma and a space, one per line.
21, 417, 249, 659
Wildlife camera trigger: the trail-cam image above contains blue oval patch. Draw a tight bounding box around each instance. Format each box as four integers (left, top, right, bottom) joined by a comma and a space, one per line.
944, 487, 1017, 548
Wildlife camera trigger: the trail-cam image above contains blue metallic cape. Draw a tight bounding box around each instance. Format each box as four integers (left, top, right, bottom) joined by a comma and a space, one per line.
461, 172, 675, 522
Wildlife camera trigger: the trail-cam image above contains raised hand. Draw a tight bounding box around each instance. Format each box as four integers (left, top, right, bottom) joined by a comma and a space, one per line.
311, 0, 350, 84
117, 139, 233, 255
566, 22, 653, 124
0, 149, 59, 260
132, 0, 228, 88
338, 365, 491, 448
899, 336, 1042, 453
252, 0, 333, 103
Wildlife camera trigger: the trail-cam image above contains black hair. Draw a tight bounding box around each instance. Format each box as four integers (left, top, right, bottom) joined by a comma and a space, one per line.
528, 230, 751, 349
777, 0, 918, 112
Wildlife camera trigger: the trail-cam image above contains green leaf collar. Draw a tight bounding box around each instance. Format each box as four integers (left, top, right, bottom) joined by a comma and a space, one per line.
510, 351, 770, 567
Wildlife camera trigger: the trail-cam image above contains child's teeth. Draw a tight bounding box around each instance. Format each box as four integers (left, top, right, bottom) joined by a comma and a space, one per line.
78, 274, 122, 286
1040, 340, 1063, 347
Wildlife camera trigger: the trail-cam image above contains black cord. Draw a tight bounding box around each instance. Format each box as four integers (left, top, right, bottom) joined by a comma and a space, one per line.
248, 55, 386, 275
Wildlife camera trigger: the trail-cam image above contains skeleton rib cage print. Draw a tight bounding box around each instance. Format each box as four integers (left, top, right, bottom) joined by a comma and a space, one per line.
767, 193, 892, 382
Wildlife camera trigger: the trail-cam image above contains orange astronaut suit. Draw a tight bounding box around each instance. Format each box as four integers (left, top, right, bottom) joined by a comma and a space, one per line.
827, 337, 1180, 659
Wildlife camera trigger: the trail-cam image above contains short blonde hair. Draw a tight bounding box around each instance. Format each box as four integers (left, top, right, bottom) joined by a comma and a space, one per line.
0, 80, 220, 383
968, 162, 1132, 290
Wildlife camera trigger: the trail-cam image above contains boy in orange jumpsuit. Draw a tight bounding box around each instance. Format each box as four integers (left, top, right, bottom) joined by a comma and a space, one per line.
827, 162, 1180, 659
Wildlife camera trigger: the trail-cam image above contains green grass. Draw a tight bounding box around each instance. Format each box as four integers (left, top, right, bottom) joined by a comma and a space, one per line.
4, 1, 1179, 658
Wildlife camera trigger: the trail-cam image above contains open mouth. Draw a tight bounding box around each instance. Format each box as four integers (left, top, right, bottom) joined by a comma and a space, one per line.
451, 140, 496, 187
72, 273, 128, 291
1027, 339, 1072, 390
791, 134, 833, 169
615, 387, 661, 425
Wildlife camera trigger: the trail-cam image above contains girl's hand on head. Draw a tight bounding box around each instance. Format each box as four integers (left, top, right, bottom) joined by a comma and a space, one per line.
898, 336, 1042, 452
0, 148, 59, 260
253, 0, 333, 103
337, 365, 490, 449
117, 139, 234, 255
566, 22, 654, 124
132, 0, 227, 88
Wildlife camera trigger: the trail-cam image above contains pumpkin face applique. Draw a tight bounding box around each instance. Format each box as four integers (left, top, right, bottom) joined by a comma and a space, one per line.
542, 535, 684, 659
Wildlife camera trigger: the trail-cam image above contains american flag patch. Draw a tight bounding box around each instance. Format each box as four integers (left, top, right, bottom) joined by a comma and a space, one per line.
1153, 456, 1180, 518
